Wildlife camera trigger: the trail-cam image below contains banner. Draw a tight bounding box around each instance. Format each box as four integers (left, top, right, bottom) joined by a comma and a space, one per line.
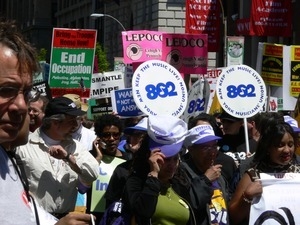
185, 0, 221, 52
250, 0, 292, 37
49, 28, 97, 98
236, 18, 250, 36
162, 33, 208, 74
249, 173, 300, 224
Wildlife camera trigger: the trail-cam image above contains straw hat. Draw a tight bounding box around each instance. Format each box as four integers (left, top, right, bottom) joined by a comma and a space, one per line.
63, 93, 88, 112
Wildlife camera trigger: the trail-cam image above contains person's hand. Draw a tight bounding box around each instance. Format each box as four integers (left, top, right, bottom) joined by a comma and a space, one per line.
148, 149, 165, 177
243, 179, 263, 200
55, 213, 96, 225
48, 145, 68, 160
205, 164, 222, 182
92, 137, 104, 163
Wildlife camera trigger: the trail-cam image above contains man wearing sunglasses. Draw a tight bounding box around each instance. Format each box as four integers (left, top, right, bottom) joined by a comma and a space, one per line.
16, 96, 99, 218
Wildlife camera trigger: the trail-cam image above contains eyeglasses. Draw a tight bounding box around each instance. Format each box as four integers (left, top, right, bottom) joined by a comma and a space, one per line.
101, 132, 121, 139
28, 107, 42, 116
0, 86, 32, 103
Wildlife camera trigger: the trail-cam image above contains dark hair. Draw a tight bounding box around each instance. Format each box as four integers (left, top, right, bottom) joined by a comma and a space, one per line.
253, 121, 297, 163
188, 113, 223, 137
94, 114, 123, 136
0, 20, 40, 75
255, 112, 284, 134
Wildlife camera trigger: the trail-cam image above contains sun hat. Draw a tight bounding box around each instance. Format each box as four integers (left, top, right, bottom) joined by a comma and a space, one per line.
63, 93, 89, 112
44, 96, 86, 117
147, 115, 187, 157
284, 115, 300, 133
124, 117, 148, 135
184, 124, 222, 147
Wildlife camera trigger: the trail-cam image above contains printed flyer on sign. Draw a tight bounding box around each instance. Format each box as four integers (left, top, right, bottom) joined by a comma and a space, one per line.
49, 28, 97, 97
261, 43, 283, 86
290, 45, 300, 97
226, 36, 244, 66
122, 30, 164, 64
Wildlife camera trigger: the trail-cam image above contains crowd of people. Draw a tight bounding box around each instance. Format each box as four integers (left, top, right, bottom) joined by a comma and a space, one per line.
1, 19, 300, 225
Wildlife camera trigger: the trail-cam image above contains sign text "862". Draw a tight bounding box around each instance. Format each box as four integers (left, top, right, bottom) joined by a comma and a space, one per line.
145, 82, 178, 100
227, 84, 256, 98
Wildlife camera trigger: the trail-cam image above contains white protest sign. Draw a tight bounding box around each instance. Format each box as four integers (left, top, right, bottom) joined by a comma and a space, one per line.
216, 65, 266, 118
181, 78, 210, 123
250, 173, 300, 225
90, 71, 125, 99
132, 60, 187, 117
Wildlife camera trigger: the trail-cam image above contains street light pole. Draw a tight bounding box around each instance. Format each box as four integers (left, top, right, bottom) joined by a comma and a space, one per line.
90, 13, 126, 31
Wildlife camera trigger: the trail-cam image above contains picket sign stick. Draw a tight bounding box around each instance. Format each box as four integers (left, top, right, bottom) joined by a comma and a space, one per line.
90, 214, 95, 225
243, 117, 250, 155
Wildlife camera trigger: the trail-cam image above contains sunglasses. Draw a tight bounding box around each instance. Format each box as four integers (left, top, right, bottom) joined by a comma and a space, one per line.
101, 132, 121, 139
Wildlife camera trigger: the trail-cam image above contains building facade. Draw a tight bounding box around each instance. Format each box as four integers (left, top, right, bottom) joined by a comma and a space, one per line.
0, 0, 299, 70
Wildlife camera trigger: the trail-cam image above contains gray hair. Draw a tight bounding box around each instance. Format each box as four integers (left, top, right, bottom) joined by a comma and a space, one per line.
41, 114, 66, 130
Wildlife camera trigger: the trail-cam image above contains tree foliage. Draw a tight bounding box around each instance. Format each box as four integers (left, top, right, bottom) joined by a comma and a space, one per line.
95, 42, 109, 73
37, 48, 47, 61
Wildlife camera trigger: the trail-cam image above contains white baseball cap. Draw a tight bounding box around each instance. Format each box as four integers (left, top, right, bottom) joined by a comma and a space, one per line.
284, 115, 300, 133
184, 124, 222, 147
124, 117, 148, 134
147, 115, 187, 157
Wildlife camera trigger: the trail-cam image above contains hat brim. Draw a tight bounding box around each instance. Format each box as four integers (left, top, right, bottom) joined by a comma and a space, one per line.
65, 109, 86, 117
292, 127, 300, 133
194, 135, 222, 145
124, 126, 147, 135
149, 139, 183, 158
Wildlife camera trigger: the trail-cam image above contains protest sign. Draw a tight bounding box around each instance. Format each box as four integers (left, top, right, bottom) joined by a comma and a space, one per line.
250, 173, 300, 224
90, 156, 125, 212
216, 65, 266, 118
90, 71, 125, 99
216, 65, 266, 153
122, 30, 163, 64
132, 60, 188, 117
162, 33, 208, 74
111, 88, 144, 117
49, 28, 97, 98
181, 78, 210, 123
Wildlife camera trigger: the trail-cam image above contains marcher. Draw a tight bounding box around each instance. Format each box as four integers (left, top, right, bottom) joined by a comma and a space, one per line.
0, 19, 96, 225
183, 124, 230, 225
124, 115, 200, 225
63, 93, 97, 151
16, 96, 99, 217
29, 93, 49, 132
228, 121, 300, 225
105, 117, 148, 207
187, 113, 236, 185
86, 114, 129, 224
218, 110, 257, 164
92, 113, 129, 159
